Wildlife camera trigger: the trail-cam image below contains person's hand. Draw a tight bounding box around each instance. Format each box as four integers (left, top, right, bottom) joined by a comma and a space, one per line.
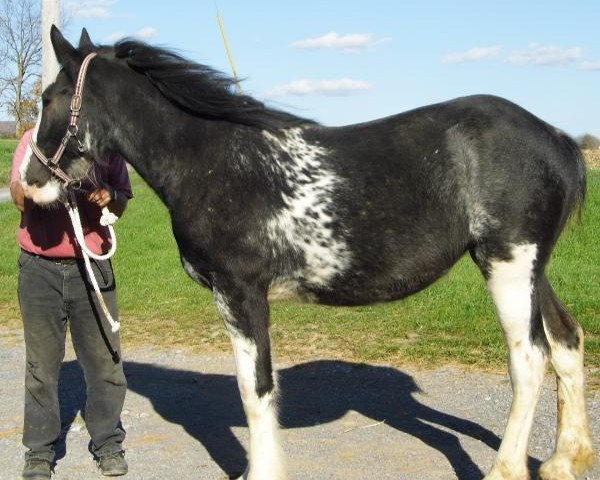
88, 186, 115, 208
10, 180, 26, 212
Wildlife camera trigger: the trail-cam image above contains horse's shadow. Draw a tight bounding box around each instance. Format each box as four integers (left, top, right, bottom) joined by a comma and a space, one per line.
57, 359, 541, 479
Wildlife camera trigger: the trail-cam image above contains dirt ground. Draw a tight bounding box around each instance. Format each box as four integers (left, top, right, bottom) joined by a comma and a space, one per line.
1, 328, 598, 480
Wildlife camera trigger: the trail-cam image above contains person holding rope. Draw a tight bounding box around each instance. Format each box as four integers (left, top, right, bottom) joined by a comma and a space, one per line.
10, 129, 132, 479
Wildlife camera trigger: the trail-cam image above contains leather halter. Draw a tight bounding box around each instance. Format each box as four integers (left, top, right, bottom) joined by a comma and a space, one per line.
29, 52, 98, 187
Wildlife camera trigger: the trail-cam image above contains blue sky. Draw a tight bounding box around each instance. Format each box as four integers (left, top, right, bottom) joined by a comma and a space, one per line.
58, 0, 600, 136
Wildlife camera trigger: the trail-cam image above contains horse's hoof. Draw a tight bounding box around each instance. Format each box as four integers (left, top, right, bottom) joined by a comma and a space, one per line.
539, 448, 595, 480
539, 459, 576, 480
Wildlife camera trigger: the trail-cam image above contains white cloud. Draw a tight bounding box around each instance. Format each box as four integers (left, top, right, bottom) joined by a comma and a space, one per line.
267, 78, 372, 97
442, 46, 502, 64
506, 44, 583, 66
105, 31, 125, 43
134, 27, 157, 40
105, 27, 156, 43
66, 0, 115, 20
291, 32, 389, 53
580, 60, 600, 71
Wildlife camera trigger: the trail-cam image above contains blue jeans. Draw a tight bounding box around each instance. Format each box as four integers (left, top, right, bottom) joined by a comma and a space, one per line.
18, 251, 126, 462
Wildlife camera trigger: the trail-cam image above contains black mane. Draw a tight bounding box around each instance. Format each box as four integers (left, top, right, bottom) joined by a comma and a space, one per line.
113, 40, 314, 130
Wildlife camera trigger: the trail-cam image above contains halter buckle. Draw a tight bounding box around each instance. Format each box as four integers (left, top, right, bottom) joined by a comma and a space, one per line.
70, 94, 82, 113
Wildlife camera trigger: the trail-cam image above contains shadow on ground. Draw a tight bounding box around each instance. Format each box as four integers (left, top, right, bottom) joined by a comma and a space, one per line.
56, 359, 542, 479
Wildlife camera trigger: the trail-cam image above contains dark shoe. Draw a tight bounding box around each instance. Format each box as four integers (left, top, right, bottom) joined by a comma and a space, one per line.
98, 451, 128, 476
22, 458, 52, 479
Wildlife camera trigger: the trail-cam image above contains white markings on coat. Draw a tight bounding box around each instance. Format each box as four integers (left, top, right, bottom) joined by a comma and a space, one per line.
263, 128, 350, 287
486, 243, 547, 478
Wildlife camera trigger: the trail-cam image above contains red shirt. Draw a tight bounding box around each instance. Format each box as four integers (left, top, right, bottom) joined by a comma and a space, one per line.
12, 130, 133, 258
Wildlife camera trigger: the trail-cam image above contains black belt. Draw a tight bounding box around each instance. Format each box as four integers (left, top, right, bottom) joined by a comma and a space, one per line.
22, 250, 80, 264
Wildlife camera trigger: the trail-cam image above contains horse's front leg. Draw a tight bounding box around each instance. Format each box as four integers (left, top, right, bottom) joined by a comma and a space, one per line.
213, 283, 286, 480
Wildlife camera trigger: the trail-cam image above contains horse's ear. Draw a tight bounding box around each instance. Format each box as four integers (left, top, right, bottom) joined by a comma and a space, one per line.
78, 28, 95, 53
50, 25, 82, 76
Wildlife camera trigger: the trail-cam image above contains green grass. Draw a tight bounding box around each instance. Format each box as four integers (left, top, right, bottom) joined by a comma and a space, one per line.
0, 139, 17, 184
1, 138, 598, 380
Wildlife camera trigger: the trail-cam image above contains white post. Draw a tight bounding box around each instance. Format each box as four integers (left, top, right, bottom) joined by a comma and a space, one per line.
41, 0, 61, 90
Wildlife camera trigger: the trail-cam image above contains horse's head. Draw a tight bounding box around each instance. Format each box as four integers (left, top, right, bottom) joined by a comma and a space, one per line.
21, 26, 100, 205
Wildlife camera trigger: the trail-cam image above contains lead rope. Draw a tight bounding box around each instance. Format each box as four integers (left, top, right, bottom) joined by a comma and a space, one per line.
66, 191, 120, 332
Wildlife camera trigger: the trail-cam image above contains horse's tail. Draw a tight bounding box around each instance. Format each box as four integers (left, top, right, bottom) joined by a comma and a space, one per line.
560, 132, 587, 223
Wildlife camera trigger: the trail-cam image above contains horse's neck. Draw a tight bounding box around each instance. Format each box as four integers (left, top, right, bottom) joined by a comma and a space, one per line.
110, 116, 237, 207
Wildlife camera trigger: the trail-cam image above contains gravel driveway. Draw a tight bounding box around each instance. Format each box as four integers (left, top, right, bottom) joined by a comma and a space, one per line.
1, 328, 598, 479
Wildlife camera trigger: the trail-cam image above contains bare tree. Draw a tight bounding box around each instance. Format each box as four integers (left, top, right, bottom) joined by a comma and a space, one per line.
0, 0, 42, 136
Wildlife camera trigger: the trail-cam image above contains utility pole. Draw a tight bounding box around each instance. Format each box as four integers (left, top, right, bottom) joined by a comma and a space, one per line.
41, 0, 61, 90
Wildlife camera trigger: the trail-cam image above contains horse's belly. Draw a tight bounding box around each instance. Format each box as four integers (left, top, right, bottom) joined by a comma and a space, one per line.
268, 266, 449, 307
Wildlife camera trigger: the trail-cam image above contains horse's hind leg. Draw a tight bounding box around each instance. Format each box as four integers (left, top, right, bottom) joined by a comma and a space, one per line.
476, 243, 548, 480
537, 275, 595, 480
213, 283, 286, 480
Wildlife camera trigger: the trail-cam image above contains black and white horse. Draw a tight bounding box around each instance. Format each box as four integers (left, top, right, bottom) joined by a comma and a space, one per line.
21, 27, 594, 480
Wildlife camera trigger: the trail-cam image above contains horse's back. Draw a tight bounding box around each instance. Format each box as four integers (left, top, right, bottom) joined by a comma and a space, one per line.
316, 94, 585, 243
